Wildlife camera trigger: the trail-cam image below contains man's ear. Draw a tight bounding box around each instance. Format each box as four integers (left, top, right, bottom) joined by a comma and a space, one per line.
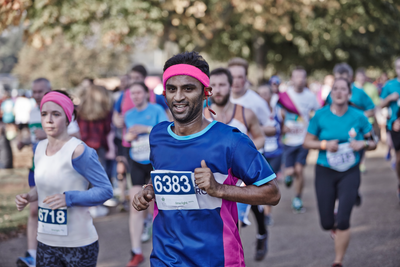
204, 87, 213, 99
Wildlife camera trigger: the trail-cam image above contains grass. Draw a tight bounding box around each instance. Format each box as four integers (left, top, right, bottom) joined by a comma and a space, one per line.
0, 168, 30, 234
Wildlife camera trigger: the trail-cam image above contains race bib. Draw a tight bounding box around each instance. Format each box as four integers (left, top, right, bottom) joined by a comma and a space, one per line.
284, 120, 306, 145
131, 134, 150, 162
38, 207, 67, 236
326, 143, 356, 172
151, 171, 200, 210
264, 136, 278, 152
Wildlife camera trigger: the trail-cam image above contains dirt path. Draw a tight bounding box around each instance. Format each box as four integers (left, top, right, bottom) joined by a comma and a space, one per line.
1, 145, 399, 267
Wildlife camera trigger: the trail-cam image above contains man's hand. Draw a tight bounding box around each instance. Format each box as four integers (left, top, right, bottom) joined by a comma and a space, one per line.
350, 140, 365, 151
15, 193, 30, 211
326, 140, 339, 152
34, 129, 47, 140
194, 160, 221, 198
43, 194, 67, 210
132, 186, 155, 211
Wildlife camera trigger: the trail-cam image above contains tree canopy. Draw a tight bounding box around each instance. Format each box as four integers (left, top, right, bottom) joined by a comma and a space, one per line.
2, 0, 400, 82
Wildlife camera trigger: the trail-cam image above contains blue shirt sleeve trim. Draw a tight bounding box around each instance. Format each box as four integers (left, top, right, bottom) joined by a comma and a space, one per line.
253, 173, 276, 186
167, 120, 218, 140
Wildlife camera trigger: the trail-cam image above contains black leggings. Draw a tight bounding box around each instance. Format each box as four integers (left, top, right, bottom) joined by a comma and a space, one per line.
251, 205, 266, 236
315, 164, 360, 231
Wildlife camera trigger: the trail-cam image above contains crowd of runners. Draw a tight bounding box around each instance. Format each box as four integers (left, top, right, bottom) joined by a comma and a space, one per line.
3, 52, 399, 267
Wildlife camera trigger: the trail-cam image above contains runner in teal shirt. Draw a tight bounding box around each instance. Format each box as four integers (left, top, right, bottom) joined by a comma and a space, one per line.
380, 78, 400, 131
307, 105, 371, 170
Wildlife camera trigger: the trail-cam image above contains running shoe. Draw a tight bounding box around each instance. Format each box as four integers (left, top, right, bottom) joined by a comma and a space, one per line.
255, 233, 268, 261
16, 252, 35, 267
292, 197, 305, 213
126, 252, 144, 267
284, 175, 293, 188
385, 150, 391, 161
332, 263, 343, 267
141, 220, 153, 242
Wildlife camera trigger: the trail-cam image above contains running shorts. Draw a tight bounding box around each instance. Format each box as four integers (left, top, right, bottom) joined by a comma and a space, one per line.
264, 154, 282, 173
36, 241, 99, 267
283, 145, 309, 167
129, 158, 153, 186
390, 130, 400, 151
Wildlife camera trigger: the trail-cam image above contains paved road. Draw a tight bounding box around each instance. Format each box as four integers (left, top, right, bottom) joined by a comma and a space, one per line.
1, 145, 399, 267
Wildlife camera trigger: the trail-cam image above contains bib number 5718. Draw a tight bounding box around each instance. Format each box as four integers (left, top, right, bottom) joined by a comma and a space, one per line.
153, 175, 191, 193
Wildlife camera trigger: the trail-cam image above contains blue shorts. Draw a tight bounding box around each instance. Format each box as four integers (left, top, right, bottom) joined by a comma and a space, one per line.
264, 155, 282, 173
283, 145, 309, 167
28, 169, 35, 187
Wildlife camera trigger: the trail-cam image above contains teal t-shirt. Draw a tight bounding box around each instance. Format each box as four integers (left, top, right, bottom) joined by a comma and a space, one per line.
326, 85, 375, 111
124, 103, 168, 164
380, 79, 400, 131
307, 106, 372, 171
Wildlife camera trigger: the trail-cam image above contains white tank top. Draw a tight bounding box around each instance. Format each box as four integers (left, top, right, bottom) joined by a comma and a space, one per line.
204, 104, 248, 135
34, 137, 98, 247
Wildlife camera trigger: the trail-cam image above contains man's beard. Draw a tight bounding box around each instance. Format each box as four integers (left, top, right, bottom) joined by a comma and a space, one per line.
169, 92, 204, 124
212, 93, 230, 107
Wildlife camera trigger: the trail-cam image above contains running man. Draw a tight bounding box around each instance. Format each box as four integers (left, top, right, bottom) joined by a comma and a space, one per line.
380, 57, 400, 201
132, 51, 280, 266
16, 78, 80, 267
15, 90, 113, 267
303, 78, 377, 267
227, 58, 276, 259
207, 67, 268, 261
280, 67, 320, 212
123, 82, 168, 267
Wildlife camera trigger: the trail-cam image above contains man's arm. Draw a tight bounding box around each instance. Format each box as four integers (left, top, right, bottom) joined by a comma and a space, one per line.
194, 160, 280, 206
380, 92, 399, 109
244, 108, 265, 150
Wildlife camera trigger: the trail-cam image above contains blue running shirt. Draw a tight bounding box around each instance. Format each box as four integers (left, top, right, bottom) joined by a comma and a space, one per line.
307, 106, 372, 171
380, 79, 400, 130
149, 120, 276, 266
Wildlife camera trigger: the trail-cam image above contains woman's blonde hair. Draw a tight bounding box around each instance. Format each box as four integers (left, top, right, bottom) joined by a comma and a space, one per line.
77, 85, 113, 121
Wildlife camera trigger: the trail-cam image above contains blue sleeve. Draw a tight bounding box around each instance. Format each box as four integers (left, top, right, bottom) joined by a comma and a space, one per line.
380, 84, 390, 99
156, 94, 169, 110
361, 90, 375, 110
360, 114, 373, 135
307, 112, 320, 136
114, 93, 124, 113
231, 135, 276, 186
64, 144, 113, 207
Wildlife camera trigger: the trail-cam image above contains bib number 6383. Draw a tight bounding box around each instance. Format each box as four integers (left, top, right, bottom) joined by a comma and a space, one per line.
153, 175, 191, 194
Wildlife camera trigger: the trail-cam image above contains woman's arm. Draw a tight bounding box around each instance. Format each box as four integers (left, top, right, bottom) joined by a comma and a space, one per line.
64, 144, 113, 207
15, 187, 38, 211
303, 133, 339, 152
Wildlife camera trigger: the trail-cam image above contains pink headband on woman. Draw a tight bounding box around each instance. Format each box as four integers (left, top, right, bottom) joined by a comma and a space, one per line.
163, 64, 210, 90
40, 92, 74, 122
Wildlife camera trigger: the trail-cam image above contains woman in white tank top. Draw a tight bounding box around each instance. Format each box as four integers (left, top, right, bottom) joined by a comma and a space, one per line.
15, 90, 113, 267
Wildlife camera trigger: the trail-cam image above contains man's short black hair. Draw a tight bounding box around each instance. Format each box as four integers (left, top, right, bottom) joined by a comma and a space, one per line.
163, 51, 210, 78
210, 68, 233, 86
131, 64, 147, 78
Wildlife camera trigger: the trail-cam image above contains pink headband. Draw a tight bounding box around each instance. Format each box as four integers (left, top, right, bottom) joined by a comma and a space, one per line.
40, 92, 74, 122
163, 64, 210, 90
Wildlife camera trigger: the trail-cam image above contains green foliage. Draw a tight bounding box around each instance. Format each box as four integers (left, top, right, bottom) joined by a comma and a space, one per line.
2, 0, 400, 79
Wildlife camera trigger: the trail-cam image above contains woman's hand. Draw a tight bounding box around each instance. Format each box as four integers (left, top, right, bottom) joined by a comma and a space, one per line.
15, 194, 30, 211
350, 140, 365, 151
326, 140, 339, 152
43, 194, 67, 210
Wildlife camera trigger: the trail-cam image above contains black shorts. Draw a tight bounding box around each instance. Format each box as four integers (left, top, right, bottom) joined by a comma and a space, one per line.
283, 145, 309, 167
129, 157, 153, 186
114, 137, 130, 158
390, 130, 400, 151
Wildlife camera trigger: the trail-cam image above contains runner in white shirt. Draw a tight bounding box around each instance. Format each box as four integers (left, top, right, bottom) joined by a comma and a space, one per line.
16, 78, 80, 267
280, 68, 320, 213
